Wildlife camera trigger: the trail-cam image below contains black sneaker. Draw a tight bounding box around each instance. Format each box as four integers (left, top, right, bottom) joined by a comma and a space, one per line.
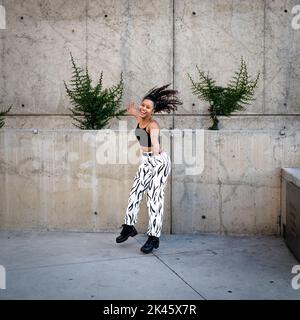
116, 224, 138, 243
140, 236, 159, 254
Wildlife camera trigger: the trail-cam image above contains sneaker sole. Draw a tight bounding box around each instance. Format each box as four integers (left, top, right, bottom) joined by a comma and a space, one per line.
116, 230, 138, 243
140, 242, 159, 254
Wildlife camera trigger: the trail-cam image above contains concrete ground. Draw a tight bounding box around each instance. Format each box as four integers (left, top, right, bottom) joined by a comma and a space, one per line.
0, 230, 300, 300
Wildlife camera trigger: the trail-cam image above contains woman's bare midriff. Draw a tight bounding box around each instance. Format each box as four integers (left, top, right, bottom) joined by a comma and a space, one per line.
141, 146, 153, 153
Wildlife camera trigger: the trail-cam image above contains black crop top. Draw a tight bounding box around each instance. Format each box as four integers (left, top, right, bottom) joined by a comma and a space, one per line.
135, 123, 160, 147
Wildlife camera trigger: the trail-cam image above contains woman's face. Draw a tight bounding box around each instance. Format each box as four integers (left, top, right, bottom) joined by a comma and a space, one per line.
139, 99, 154, 119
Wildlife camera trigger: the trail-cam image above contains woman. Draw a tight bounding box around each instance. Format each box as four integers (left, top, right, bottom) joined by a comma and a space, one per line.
116, 84, 182, 254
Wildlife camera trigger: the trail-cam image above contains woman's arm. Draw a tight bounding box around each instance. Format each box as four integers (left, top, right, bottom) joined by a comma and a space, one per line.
149, 121, 161, 156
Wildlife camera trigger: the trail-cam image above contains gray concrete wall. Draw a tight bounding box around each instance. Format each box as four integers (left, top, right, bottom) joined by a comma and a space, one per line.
0, 0, 299, 130
1, 129, 299, 234
172, 129, 300, 235
0, 1, 299, 234
0, 129, 171, 233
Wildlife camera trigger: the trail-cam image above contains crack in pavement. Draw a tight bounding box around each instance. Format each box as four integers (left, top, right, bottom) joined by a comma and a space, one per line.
134, 237, 207, 300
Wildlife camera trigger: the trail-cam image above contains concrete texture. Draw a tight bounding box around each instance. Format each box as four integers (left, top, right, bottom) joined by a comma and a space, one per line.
0, 0, 299, 130
173, 129, 300, 234
0, 129, 299, 234
175, 0, 265, 114
0, 230, 300, 300
4, 115, 300, 131
0, 128, 172, 234
0, 0, 173, 121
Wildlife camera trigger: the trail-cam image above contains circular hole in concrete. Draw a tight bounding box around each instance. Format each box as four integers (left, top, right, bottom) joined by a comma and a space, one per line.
192, 11, 196, 15
104, 14, 108, 18
20, 16, 24, 20
94, 211, 98, 215
192, 103, 195, 106
227, 290, 232, 293
202, 215, 206, 219
284, 9, 288, 13
21, 104, 25, 107
269, 280, 274, 283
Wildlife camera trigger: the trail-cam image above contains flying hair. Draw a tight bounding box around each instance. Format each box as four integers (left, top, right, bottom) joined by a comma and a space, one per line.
142, 83, 182, 113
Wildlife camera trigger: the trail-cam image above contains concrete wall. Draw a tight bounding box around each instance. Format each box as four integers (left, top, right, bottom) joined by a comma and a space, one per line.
1, 129, 299, 234
173, 130, 300, 235
0, 129, 171, 233
0, 1, 299, 234
0, 0, 299, 130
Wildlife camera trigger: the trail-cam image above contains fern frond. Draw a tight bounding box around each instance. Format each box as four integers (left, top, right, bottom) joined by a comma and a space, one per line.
64, 54, 126, 129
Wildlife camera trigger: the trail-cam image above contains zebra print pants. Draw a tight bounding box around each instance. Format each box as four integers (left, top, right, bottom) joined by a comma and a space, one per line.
124, 151, 171, 238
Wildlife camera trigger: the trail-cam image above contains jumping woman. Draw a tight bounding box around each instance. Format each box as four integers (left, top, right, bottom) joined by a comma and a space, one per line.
116, 84, 182, 254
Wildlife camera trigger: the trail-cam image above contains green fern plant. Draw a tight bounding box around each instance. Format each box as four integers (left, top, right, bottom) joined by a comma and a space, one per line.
188, 57, 260, 130
64, 53, 126, 130
0, 105, 12, 129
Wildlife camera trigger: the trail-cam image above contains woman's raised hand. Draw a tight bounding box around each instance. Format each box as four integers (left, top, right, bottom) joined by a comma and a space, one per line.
127, 102, 137, 116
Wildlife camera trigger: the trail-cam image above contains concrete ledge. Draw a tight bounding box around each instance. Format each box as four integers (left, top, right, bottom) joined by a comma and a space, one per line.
282, 168, 300, 188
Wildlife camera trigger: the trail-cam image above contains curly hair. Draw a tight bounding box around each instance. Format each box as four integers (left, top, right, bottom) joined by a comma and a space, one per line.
142, 83, 182, 113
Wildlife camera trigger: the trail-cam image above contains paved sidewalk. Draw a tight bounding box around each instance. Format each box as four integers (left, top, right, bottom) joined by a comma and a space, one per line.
0, 230, 299, 300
